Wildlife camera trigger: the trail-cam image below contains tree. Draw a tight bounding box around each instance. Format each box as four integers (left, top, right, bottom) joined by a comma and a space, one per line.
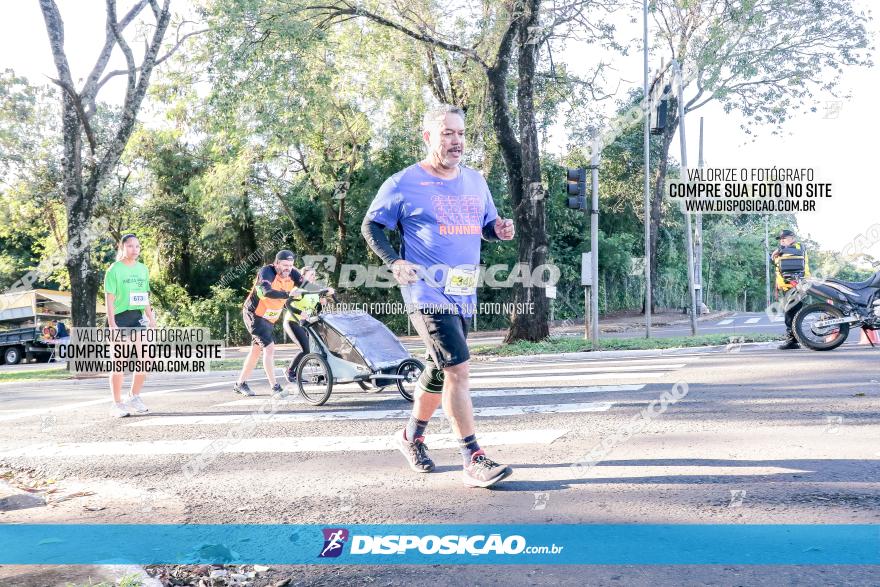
645, 0, 872, 311
37, 0, 200, 326
303, 0, 621, 341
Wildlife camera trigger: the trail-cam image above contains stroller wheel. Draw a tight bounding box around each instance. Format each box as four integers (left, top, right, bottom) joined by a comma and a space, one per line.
396, 358, 424, 402
296, 353, 333, 406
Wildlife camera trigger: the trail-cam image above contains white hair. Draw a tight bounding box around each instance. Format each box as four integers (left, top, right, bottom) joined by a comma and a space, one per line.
422, 104, 465, 132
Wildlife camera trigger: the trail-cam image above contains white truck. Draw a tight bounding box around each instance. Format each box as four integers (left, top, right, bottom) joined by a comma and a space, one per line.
0, 289, 104, 365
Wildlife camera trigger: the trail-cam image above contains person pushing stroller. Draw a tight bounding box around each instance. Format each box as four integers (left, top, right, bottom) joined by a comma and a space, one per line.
234, 252, 333, 398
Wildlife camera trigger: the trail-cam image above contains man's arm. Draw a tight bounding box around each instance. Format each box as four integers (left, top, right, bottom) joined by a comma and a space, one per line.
255, 267, 289, 299
361, 217, 401, 265
481, 221, 501, 242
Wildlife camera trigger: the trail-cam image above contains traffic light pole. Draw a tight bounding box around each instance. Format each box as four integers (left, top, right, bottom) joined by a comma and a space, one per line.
590, 137, 600, 347
642, 0, 652, 338
673, 59, 699, 335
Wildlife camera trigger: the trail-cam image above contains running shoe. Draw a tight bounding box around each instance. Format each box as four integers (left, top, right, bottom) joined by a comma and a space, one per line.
127, 395, 149, 414
111, 402, 130, 418
395, 428, 435, 473
233, 382, 255, 396
271, 383, 289, 399
462, 451, 512, 488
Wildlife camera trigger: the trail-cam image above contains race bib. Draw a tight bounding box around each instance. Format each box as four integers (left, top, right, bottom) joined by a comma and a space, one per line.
129, 292, 149, 306
263, 308, 282, 321
444, 267, 478, 296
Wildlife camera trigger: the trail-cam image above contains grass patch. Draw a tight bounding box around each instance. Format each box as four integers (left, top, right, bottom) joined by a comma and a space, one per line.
0, 366, 72, 383
209, 358, 289, 371
472, 333, 783, 357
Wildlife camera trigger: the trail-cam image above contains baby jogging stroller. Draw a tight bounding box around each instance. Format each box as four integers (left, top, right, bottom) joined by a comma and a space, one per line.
284, 303, 424, 406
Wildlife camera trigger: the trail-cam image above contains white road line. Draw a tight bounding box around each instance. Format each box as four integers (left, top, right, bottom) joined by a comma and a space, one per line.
481, 357, 701, 367
524, 465, 811, 480
126, 401, 615, 427
470, 372, 665, 386
0, 380, 233, 423
473, 385, 643, 398
0, 429, 568, 457
469, 364, 685, 378
215, 395, 396, 407
744, 318, 761, 324
213, 384, 647, 407
717, 319, 734, 325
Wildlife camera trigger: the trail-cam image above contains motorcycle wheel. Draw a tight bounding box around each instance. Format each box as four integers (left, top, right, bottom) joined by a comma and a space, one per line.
793, 302, 850, 351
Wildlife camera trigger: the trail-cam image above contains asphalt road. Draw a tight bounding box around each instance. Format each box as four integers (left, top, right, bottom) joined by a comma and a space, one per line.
0, 338, 878, 585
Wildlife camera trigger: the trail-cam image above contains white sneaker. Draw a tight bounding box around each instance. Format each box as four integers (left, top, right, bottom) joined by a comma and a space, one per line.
127, 395, 149, 414
112, 402, 130, 418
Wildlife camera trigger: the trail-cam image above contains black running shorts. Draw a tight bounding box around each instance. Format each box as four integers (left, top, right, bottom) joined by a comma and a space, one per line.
408, 309, 470, 369
243, 307, 275, 347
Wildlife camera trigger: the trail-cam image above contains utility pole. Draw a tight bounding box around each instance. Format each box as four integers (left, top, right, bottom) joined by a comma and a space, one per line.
764, 215, 771, 308
673, 59, 699, 335
642, 0, 652, 338
590, 137, 600, 347
696, 117, 705, 313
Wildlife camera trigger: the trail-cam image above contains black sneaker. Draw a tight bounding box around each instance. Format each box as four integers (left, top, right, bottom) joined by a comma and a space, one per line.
778, 338, 800, 350
234, 382, 255, 396
271, 383, 289, 399
395, 428, 435, 473
463, 451, 512, 488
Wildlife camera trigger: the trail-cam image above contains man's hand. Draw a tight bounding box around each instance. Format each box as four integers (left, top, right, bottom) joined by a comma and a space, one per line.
495, 217, 515, 241
770, 249, 780, 260
391, 259, 419, 285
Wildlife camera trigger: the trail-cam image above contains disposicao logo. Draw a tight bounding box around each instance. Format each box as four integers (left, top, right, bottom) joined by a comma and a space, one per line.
350, 534, 529, 555
318, 528, 349, 558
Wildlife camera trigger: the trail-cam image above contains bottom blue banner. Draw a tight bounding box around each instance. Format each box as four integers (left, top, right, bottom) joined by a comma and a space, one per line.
0, 524, 878, 565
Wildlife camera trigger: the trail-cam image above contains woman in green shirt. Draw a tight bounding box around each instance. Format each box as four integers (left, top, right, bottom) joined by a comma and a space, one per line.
104, 233, 157, 418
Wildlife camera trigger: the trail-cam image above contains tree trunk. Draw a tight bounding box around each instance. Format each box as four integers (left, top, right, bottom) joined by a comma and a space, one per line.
505, 0, 548, 343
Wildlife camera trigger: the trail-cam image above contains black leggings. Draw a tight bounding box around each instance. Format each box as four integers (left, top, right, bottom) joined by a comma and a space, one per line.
284, 320, 310, 374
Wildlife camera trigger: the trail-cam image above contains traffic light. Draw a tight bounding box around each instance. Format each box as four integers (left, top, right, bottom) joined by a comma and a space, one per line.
565, 167, 587, 210
650, 83, 670, 135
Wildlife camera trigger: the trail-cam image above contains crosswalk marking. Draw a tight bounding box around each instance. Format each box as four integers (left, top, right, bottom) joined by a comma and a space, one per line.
215, 395, 396, 407
744, 317, 761, 324
469, 364, 685, 378
524, 465, 811, 481
214, 384, 647, 408
467, 372, 665, 386
0, 380, 232, 423
717, 319, 734, 325
0, 429, 568, 457
125, 401, 615, 427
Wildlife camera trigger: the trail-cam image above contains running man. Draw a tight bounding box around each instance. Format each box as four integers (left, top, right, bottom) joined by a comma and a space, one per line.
361, 104, 516, 488
235, 250, 303, 398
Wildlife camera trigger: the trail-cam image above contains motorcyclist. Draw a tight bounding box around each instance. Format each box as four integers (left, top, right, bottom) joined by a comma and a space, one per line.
771, 229, 811, 350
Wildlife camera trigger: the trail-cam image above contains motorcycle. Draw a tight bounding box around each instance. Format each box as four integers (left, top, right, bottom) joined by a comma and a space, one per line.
792, 264, 880, 351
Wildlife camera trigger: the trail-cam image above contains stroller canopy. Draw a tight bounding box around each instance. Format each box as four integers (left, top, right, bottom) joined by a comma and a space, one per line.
317, 312, 411, 370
